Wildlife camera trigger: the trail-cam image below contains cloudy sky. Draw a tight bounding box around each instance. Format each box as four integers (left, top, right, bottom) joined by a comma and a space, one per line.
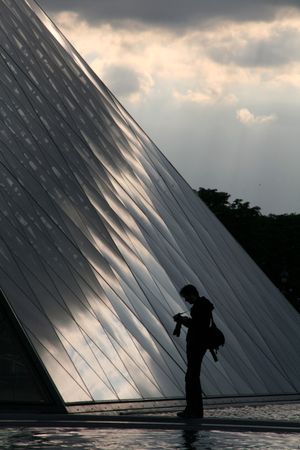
38, 0, 300, 214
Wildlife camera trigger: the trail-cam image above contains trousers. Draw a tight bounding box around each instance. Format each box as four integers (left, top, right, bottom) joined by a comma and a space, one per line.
185, 344, 207, 414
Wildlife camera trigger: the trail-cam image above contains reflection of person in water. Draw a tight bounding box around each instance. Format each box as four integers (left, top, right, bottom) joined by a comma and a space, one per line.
173, 284, 214, 418
181, 429, 199, 450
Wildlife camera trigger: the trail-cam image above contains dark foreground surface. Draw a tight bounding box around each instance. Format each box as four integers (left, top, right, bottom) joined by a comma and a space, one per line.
0, 403, 299, 449
0, 412, 299, 433
0, 427, 299, 450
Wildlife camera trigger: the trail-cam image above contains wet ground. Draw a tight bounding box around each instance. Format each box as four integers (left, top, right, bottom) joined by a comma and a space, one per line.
0, 402, 299, 449
0, 427, 299, 450
204, 401, 300, 422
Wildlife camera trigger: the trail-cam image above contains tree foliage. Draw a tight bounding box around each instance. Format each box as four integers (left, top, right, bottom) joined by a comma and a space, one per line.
197, 188, 300, 313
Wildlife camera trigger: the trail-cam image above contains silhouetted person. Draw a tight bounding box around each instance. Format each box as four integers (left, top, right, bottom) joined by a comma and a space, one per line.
173, 284, 214, 418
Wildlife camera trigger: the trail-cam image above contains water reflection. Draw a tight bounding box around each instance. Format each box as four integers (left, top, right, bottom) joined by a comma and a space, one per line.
181, 429, 230, 450
0, 428, 299, 450
0, 428, 96, 450
181, 429, 199, 450
180, 429, 300, 450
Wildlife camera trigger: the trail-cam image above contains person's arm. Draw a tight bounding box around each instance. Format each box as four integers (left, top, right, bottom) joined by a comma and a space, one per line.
179, 315, 191, 328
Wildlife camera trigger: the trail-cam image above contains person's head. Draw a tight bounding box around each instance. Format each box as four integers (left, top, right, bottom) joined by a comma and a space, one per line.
179, 284, 199, 304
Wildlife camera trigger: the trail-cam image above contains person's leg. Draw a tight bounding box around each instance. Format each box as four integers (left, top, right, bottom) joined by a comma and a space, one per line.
185, 347, 206, 416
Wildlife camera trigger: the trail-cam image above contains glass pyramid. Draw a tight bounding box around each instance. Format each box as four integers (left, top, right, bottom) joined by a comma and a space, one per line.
0, 290, 60, 407
0, 0, 299, 410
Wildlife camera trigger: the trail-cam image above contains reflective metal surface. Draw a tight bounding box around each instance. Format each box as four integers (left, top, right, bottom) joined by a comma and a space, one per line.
0, 0, 299, 405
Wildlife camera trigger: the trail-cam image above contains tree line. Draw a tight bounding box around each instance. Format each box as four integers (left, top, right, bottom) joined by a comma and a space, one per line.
197, 188, 300, 313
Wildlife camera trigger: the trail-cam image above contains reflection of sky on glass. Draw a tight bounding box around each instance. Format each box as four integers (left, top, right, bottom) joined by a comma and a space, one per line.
39, 1, 300, 214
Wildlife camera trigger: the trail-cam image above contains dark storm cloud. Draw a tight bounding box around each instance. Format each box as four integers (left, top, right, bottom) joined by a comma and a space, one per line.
209, 28, 300, 67
38, 0, 300, 26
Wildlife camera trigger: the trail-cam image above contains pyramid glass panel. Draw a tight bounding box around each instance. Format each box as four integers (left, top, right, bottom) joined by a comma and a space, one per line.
0, 0, 299, 409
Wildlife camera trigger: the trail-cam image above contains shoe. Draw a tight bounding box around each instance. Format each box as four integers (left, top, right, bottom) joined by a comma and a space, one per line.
177, 410, 203, 419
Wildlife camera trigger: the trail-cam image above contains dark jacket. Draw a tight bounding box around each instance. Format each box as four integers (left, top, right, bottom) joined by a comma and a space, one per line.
186, 296, 214, 347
